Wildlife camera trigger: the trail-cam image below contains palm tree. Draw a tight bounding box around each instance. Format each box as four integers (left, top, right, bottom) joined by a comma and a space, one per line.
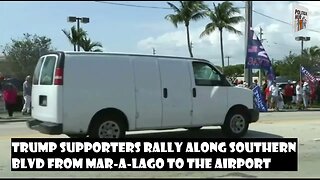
200, 1, 244, 73
165, 1, 207, 58
62, 26, 87, 51
79, 37, 103, 52
302, 45, 320, 67
302, 46, 320, 57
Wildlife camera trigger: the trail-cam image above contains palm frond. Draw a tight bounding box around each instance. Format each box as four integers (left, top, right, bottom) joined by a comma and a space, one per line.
79, 37, 103, 52
228, 16, 245, 24
167, 2, 180, 13
165, 14, 180, 28
225, 25, 242, 35
200, 22, 215, 38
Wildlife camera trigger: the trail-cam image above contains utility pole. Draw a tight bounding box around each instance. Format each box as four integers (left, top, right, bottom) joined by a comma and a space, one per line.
225, 56, 231, 66
244, 1, 253, 87
152, 48, 156, 55
258, 26, 264, 86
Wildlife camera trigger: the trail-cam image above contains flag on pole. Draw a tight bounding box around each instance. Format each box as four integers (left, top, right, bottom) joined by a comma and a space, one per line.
245, 29, 275, 82
300, 66, 316, 99
301, 66, 316, 83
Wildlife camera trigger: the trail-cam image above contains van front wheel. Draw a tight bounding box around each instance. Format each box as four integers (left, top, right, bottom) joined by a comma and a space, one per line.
89, 115, 126, 138
221, 110, 249, 138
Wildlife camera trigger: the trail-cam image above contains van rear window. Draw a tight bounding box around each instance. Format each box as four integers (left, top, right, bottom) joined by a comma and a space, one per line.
33, 57, 45, 85
39, 56, 57, 85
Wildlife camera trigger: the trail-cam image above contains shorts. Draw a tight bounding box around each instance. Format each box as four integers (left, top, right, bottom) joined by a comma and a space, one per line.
271, 95, 278, 104
296, 94, 303, 103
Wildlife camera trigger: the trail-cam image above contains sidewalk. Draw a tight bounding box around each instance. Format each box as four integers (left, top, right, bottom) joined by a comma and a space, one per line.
263, 107, 320, 113
0, 111, 32, 123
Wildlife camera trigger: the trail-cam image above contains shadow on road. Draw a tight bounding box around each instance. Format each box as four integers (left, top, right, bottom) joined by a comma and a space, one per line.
126, 128, 283, 139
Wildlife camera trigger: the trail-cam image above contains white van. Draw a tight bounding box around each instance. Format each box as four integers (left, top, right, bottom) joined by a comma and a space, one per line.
27, 51, 259, 138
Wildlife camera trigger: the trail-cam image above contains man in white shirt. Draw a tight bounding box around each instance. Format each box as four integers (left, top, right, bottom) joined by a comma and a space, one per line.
296, 81, 303, 110
269, 81, 279, 111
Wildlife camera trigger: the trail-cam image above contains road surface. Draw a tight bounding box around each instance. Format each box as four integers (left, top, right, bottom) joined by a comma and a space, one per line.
0, 111, 320, 178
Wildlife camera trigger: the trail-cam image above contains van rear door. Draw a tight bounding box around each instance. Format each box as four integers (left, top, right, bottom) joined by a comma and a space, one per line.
31, 53, 64, 124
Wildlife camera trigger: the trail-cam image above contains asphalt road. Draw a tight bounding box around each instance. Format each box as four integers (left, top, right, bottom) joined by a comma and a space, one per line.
0, 111, 320, 178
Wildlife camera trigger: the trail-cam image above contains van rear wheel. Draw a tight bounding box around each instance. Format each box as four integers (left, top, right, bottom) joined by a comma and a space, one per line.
89, 114, 126, 138
221, 110, 249, 138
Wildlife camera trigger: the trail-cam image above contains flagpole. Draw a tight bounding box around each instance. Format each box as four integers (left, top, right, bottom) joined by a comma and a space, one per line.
244, 1, 253, 87
300, 64, 302, 83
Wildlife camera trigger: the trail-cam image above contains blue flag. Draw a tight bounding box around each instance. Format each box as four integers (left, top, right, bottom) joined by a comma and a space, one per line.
252, 86, 268, 112
245, 29, 275, 82
301, 66, 316, 83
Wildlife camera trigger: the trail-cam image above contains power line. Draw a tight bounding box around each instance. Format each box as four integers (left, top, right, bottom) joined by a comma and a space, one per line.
95, 1, 320, 33
94, 1, 171, 9
95, 1, 244, 10
253, 10, 291, 25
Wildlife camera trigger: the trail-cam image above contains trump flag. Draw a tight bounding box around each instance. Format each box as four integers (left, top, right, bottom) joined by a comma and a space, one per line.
245, 29, 275, 82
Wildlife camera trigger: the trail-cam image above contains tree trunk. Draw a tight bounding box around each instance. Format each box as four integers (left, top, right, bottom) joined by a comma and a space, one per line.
219, 29, 225, 73
73, 44, 76, 52
186, 25, 193, 58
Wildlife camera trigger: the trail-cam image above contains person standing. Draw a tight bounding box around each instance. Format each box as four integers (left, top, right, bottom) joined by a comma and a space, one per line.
22, 75, 32, 115
284, 81, 294, 109
316, 81, 320, 104
296, 81, 303, 110
269, 81, 279, 111
2, 83, 17, 118
302, 82, 310, 109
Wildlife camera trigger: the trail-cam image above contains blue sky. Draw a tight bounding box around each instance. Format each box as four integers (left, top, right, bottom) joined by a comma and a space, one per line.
1, 1, 320, 65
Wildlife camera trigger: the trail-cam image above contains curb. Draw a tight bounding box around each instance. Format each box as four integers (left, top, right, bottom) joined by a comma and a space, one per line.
0, 118, 30, 123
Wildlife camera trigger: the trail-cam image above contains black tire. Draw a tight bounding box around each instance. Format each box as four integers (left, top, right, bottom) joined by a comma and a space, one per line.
221, 109, 249, 138
186, 127, 202, 131
88, 113, 126, 138
66, 134, 87, 138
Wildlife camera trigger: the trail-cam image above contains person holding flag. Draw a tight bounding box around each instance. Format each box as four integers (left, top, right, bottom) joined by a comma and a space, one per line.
302, 81, 310, 109
300, 65, 317, 108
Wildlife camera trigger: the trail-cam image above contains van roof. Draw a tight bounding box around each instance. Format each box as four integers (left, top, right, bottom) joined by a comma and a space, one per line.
46, 51, 211, 63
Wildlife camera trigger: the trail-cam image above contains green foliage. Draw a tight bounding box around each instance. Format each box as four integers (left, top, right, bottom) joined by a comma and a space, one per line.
79, 37, 103, 52
3, 33, 55, 79
224, 64, 244, 78
273, 46, 320, 81
62, 26, 87, 51
62, 26, 103, 52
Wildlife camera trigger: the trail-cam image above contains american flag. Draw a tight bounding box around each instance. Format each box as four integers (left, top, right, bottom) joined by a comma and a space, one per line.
301, 66, 316, 83
301, 66, 317, 98
248, 45, 258, 53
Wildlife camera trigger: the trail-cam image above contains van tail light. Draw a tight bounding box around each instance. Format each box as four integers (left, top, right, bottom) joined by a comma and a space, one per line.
54, 68, 64, 85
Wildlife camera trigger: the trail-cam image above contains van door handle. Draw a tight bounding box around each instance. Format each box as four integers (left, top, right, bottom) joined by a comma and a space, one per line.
193, 88, 196, 97
163, 88, 168, 98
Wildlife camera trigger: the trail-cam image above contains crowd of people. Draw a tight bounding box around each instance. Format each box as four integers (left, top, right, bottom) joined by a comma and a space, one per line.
233, 79, 320, 111
1, 75, 32, 118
